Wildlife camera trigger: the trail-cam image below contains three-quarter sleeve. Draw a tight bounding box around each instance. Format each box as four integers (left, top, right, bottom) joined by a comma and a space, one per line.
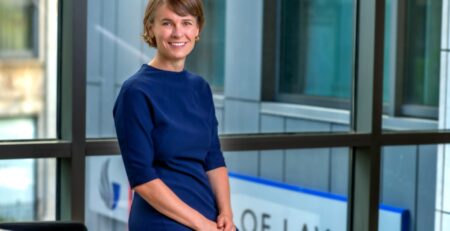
113, 83, 159, 188
203, 84, 226, 171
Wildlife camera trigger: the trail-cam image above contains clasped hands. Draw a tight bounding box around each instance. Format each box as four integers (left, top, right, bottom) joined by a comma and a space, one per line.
198, 213, 236, 231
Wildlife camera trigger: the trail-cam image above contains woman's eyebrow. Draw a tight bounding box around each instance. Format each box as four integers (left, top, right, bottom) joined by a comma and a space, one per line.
160, 18, 173, 22
159, 17, 194, 22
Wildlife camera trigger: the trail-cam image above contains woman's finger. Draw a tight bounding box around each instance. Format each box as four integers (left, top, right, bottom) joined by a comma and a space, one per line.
224, 219, 235, 231
217, 216, 225, 228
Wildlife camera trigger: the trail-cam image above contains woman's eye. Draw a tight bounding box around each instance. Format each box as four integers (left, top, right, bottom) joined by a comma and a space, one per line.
183, 22, 192, 26
162, 22, 171, 26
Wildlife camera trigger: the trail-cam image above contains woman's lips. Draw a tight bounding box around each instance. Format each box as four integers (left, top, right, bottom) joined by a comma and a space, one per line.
169, 42, 187, 47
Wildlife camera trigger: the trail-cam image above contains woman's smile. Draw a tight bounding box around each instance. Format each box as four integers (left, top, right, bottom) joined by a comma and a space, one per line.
168, 42, 188, 47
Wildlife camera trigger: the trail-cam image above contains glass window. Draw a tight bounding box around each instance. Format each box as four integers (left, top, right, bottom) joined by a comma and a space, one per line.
86, 0, 356, 138
0, 159, 56, 222
86, 0, 226, 138
0, 0, 58, 140
213, 0, 355, 135
275, 0, 442, 132
85, 148, 350, 231
383, 0, 441, 116
85, 155, 128, 231
381, 145, 440, 231
276, 0, 442, 128
382, 0, 442, 130
86, 0, 147, 138
402, 1, 440, 108
185, 0, 226, 92
264, 0, 354, 133
225, 148, 349, 230
278, 0, 354, 105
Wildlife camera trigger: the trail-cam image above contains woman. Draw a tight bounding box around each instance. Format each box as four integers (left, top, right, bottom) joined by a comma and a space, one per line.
113, 0, 236, 230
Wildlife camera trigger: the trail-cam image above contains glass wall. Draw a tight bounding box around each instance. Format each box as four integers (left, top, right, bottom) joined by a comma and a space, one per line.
228, 151, 349, 230
81, 0, 449, 230
186, 0, 226, 92
0, 0, 58, 224
0, 0, 58, 140
85, 0, 227, 138
86, 0, 147, 138
225, 147, 349, 197
277, 0, 443, 132
381, 145, 438, 231
85, 147, 444, 230
2, 0, 450, 230
85, 156, 128, 231
0, 159, 56, 222
84, 151, 349, 231
85, 0, 354, 138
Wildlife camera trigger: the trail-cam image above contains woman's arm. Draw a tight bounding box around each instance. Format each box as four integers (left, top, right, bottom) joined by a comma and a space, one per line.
207, 167, 235, 230
134, 179, 219, 231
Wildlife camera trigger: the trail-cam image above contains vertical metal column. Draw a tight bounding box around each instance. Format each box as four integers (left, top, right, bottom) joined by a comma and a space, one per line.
57, 0, 87, 222
348, 0, 385, 230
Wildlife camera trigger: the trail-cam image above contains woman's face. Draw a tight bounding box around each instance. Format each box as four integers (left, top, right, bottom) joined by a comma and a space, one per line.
150, 4, 200, 64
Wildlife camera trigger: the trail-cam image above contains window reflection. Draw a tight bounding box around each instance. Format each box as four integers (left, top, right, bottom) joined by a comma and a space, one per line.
186, 0, 226, 92
279, 0, 353, 101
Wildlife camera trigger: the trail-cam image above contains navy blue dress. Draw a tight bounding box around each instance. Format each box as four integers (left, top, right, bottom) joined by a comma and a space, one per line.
113, 64, 226, 230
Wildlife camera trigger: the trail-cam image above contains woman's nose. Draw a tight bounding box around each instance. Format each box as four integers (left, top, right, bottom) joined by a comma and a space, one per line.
171, 25, 183, 38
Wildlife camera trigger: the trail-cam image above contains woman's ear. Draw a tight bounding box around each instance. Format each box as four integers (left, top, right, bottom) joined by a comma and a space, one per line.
148, 26, 154, 38
146, 22, 154, 37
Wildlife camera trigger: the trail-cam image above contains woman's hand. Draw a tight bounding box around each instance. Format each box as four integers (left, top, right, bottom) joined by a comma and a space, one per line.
206, 167, 235, 230
196, 219, 222, 231
216, 213, 236, 231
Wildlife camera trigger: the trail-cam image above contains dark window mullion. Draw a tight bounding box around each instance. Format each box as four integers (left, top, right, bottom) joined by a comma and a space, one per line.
0, 140, 71, 159
348, 0, 385, 230
57, 0, 87, 222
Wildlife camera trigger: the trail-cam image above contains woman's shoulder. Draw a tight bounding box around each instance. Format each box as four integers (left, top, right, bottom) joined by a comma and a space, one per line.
185, 71, 211, 91
117, 69, 152, 100
121, 75, 145, 93
120, 65, 168, 91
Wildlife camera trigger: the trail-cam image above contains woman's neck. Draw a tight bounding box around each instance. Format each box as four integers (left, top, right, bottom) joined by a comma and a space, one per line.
149, 56, 185, 72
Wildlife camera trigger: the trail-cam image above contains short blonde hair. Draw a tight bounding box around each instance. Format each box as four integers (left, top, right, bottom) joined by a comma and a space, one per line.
142, 0, 205, 48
